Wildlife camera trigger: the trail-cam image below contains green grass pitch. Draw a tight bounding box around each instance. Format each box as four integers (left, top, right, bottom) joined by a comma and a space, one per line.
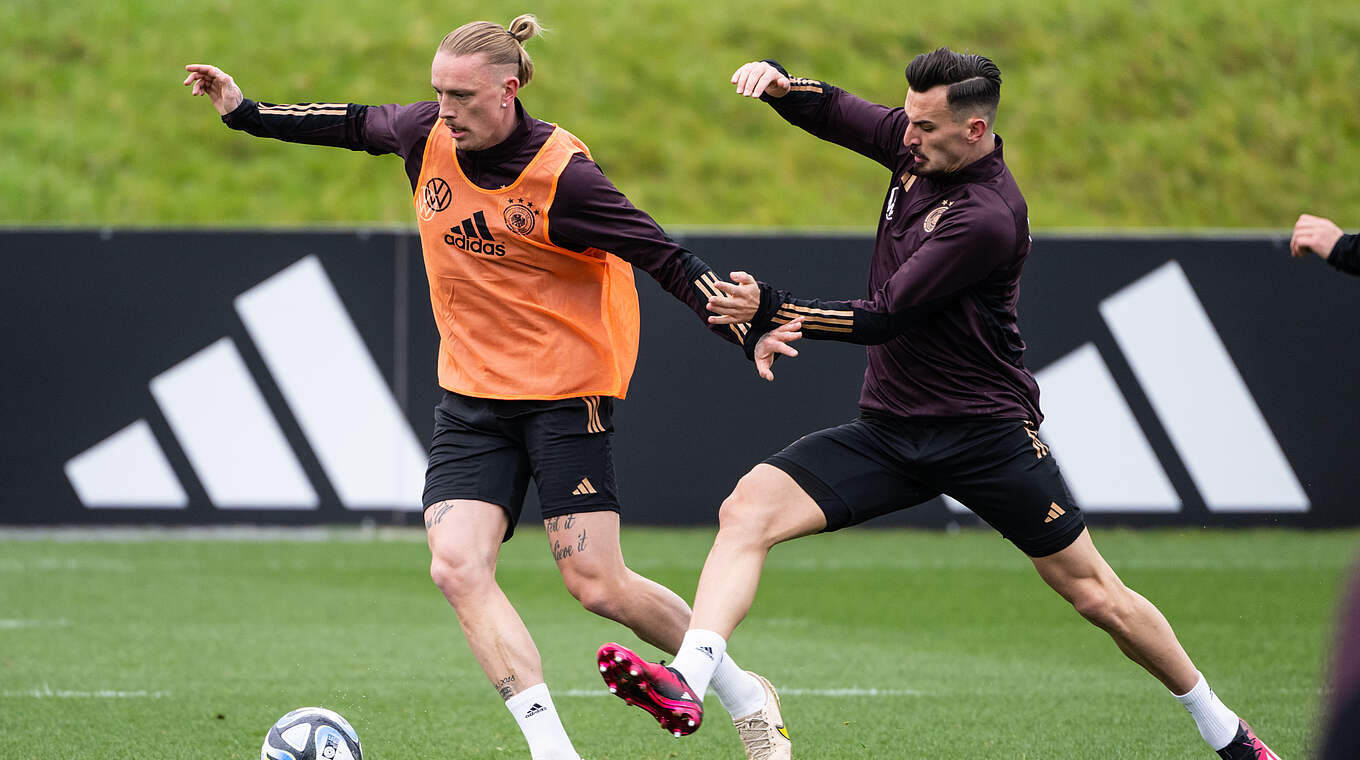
1, 526, 1353, 758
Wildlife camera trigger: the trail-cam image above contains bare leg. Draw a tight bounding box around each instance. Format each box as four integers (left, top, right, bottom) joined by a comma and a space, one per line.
1031, 527, 1198, 694
689, 464, 828, 638
426, 499, 542, 698
548, 510, 691, 653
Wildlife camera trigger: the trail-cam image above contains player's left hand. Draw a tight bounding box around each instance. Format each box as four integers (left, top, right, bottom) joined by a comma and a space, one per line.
753, 318, 802, 381
1290, 213, 1344, 260
707, 271, 760, 324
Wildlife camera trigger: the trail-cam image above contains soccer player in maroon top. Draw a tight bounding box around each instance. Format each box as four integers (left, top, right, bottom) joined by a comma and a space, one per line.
599, 49, 1281, 760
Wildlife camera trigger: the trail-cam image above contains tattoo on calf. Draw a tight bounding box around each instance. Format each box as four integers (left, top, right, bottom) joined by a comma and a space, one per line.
497, 674, 518, 700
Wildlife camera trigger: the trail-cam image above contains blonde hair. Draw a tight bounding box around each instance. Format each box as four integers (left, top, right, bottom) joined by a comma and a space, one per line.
437, 14, 543, 85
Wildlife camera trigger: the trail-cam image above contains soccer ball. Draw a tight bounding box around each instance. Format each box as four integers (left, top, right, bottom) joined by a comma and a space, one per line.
260, 707, 363, 760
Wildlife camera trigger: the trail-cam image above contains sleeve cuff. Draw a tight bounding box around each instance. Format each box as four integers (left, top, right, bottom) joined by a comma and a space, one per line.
220, 98, 253, 127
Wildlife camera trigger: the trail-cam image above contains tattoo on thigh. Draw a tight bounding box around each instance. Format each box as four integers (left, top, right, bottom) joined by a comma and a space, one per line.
425, 502, 456, 530
553, 539, 573, 561
546, 514, 575, 534
549, 515, 585, 561
496, 674, 517, 700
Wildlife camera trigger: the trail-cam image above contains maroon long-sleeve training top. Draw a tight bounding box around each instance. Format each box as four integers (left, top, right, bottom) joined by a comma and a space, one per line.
222, 97, 747, 348
748, 66, 1044, 423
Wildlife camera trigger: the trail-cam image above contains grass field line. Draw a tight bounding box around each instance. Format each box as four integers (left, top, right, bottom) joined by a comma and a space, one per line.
0, 551, 1349, 574
557, 687, 927, 698
3, 685, 172, 699
0, 558, 132, 572
0, 618, 69, 629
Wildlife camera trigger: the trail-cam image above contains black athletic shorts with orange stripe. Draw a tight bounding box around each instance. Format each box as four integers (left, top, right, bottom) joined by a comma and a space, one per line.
765, 414, 1085, 557
423, 390, 620, 541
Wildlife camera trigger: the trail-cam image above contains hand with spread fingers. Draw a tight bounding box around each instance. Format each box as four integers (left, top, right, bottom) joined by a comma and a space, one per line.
183, 63, 244, 115
753, 318, 802, 381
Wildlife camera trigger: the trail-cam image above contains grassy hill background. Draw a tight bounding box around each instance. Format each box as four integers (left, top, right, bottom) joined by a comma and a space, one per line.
2, 0, 1357, 230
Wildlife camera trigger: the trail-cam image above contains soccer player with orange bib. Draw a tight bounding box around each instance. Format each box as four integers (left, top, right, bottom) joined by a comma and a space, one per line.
185, 15, 799, 760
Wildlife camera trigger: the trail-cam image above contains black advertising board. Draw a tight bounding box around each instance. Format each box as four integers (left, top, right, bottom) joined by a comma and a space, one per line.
2, 230, 1354, 527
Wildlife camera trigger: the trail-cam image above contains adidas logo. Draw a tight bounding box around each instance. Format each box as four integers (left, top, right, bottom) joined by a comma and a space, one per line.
524, 703, 547, 718
571, 477, 598, 496
442, 211, 506, 256
696, 645, 715, 660
63, 256, 427, 510
939, 261, 1308, 517
1043, 503, 1066, 524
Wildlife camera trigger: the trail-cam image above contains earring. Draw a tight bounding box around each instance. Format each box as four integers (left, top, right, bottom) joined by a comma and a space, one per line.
501, 102, 508, 108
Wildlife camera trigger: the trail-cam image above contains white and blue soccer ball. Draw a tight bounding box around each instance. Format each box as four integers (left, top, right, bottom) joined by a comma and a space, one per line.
260, 706, 362, 760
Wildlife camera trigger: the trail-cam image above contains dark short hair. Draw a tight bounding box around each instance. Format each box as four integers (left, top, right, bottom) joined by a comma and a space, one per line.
904, 47, 1001, 121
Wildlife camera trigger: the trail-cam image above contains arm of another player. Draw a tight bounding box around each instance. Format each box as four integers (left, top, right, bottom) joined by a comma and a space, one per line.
1290, 214, 1343, 260
1292, 213, 1360, 275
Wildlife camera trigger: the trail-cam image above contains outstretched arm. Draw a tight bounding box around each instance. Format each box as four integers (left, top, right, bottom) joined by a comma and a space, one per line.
549, 157, 758, 347
182, 62, 437, 166
711, 206, 1018, 350
728, 59, 906, 169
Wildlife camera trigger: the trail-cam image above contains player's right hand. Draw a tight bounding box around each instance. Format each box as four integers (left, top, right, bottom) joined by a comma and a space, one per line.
731, 61, 791, 99
183, 64, 244, 116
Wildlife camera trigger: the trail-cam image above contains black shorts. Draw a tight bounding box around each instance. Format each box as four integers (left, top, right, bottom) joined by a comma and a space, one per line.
765, 414, 1085, 557
423, 390, 620, 541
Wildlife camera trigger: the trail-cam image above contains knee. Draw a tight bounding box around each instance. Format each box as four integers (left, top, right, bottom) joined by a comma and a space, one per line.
716, 480, 780, 545
562, 573, 625, 620
429, 552, 494, 602
1067, 579, 1133, 633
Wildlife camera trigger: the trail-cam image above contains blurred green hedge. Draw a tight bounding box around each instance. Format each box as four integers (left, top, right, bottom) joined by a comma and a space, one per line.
2, 0, 1356, 230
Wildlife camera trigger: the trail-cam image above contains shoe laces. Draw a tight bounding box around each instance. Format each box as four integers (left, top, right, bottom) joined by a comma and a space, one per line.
735, 715, 774, 752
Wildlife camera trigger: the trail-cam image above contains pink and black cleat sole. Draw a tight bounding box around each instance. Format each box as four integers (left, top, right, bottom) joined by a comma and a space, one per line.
597, 642, 702, 737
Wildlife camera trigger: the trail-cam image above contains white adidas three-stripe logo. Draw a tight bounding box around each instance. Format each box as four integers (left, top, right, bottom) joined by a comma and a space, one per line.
944, 260, 1308, 515
63, 257, 427, 510
64, 258, 1306, 514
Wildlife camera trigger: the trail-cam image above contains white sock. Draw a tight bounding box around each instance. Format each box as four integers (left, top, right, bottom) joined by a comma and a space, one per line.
1172, 672, 1241, 750
669, 629, 727, 699
709, 655, 767, 719
505, 683, 580, 760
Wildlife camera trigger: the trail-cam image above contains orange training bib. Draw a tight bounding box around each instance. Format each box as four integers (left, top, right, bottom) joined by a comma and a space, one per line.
414, 123, 640, 400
